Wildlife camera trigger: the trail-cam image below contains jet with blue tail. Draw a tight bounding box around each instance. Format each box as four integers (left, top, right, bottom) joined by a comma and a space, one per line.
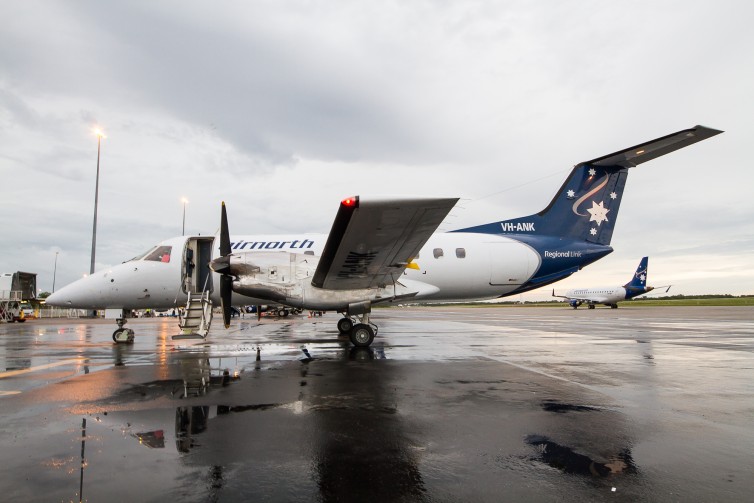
47, 126, 719, 346
552, 256, 671, 309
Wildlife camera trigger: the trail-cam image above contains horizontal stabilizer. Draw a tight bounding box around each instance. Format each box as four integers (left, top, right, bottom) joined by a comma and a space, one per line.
583, 125, 723, 168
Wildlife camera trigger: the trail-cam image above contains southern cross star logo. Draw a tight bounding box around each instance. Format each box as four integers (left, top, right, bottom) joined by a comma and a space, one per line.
588, 168, 596, 176
566, 189, 576, 199
610, 192, 617, 199
590, 228, 597, 236
640, 273, 646, 282
586, 200, 609, 226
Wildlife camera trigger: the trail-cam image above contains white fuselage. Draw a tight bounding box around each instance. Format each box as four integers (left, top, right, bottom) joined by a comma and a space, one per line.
47, 232, 542, 310
565, 286, 627, 304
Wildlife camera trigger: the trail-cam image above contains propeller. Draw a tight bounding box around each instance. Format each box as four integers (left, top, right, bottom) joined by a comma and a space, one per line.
220, 275, 232, 328
209, 202, 233, 328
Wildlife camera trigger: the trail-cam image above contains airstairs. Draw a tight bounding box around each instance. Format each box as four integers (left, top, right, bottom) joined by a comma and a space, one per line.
177, 290, 213, 339
179, 356, 211, 397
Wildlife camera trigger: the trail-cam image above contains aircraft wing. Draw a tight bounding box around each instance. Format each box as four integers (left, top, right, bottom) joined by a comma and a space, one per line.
312, 196, 458, 290
582, 125, 723, 168
552, 289, 603, 303
552, 289, 571, 300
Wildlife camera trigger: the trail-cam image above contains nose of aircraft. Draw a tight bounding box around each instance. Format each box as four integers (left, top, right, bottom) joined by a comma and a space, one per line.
45, 289, 66, 306
45, 284, 74, 306
46, 277, 95, 308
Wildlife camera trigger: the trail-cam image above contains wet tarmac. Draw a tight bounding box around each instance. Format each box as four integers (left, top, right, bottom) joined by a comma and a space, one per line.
1, 306, 753, 502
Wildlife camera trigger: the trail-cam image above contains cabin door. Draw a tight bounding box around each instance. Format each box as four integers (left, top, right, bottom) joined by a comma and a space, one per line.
183, 237, 215, 294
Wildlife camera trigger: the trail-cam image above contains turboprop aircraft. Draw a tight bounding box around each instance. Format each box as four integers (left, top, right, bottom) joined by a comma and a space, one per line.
47, 125, 721, 347
552, 256, 670, 309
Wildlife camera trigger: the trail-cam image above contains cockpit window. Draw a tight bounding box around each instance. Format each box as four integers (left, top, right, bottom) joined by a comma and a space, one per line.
143, 246, 172, 263
128, 246, 157, 262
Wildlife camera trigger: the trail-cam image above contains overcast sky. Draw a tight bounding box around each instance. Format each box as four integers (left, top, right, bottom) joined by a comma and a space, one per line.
1, 1, 751, 300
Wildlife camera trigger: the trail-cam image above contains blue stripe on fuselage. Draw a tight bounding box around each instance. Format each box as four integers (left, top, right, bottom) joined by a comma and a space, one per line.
502, 234, 613, 292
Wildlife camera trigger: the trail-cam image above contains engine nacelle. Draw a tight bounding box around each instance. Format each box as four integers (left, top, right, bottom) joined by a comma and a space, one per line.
229, 251, 312, 303
228, 251, 440, 311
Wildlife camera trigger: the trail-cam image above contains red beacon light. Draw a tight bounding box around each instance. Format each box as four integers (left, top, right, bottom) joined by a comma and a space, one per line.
341, 196, 359, 208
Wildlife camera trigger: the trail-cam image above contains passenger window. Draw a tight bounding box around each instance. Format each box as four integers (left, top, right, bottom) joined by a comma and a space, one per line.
143, 246, 172, 263
456, 248, 466, 258
433, 248, 444, 258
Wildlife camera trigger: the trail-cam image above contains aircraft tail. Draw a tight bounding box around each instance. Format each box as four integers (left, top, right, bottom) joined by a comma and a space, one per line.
624, 256, 649, 289
454, 126, 723, 246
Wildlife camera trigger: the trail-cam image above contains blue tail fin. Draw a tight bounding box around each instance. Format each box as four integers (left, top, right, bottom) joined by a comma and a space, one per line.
454, 126, 723, 246
455, 162, 630, 245
625, 256, 648, 289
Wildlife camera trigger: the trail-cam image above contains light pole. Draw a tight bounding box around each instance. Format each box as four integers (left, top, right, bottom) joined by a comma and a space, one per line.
53, 251, 59, 293
181, 198, 189, 235
90, 128, 106, 275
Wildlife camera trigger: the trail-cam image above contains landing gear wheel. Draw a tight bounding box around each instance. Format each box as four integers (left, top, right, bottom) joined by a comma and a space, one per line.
337, 317, 353, 334
349, 323, 375, 347
588, 304, 595, 309
113, 328, 135, 343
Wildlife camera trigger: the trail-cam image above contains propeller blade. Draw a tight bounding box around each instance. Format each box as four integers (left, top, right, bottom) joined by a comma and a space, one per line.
221, 274, 232, 328
220, 202, 231, 257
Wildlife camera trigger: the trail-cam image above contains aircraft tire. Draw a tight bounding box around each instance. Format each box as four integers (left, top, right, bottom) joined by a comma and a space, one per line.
337, 317, 353, 334
588, 304, 595, 309
113, 328, 135, 343
349, 324, 374, 347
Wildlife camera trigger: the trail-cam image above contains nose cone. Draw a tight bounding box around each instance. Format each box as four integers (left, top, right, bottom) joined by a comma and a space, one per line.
46, 276, 98, 308
45, 289, 64, 306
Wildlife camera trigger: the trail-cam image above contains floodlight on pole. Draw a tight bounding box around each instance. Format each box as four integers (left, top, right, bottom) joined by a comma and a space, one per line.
181, 198, 189, 235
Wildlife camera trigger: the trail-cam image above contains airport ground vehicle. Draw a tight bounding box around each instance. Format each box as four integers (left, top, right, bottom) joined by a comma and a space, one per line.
1, 272, 37, 322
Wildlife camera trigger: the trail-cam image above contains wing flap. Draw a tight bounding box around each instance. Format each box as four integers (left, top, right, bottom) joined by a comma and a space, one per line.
312, 196, 458, 290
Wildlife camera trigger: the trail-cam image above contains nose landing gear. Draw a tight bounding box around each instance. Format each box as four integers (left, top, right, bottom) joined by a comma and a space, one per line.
113, 317, 135, 343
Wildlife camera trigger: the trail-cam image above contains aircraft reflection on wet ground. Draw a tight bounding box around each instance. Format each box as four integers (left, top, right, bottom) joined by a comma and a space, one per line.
1, 307, 753, 501
81, 352, 640, 501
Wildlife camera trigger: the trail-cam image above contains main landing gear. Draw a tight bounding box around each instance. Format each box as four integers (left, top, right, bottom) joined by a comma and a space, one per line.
112, 317, 135, 343
336, 314, 377, 348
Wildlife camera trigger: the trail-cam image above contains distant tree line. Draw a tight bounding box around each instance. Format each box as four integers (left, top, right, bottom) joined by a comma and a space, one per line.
633, 294, 748, 301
